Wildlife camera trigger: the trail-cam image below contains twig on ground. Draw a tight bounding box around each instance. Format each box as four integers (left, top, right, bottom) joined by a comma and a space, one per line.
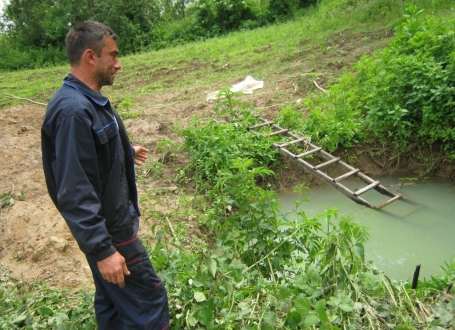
4, 93, 48, 106
165, 217, 175, 237
314, 80, 329, 94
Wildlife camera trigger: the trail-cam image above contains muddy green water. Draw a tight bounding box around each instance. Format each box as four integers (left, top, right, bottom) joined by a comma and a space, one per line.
279, 177, 455, 280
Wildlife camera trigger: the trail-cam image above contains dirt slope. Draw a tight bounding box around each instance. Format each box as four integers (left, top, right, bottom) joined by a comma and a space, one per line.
0, 102, 206, 291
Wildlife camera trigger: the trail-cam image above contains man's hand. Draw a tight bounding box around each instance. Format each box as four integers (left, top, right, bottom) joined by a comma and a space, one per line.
97, 251, 130, 288
133, 146, 149, 166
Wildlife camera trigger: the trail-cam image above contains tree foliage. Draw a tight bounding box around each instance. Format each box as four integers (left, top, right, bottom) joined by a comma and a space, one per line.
0, 0, 315, 71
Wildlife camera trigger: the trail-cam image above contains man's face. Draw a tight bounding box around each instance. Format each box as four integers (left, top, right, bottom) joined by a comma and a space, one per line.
94, 37, 121, 90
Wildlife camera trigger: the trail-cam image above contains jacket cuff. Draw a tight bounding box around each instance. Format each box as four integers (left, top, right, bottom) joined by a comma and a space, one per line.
93, 245, 117, 262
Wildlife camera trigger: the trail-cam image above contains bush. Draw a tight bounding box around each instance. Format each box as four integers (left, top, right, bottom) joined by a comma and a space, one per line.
323, 4, 455, 158
357, 5, 455, 156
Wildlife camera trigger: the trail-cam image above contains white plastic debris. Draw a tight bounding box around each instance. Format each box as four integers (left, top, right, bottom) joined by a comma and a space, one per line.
206, 76, 264, 101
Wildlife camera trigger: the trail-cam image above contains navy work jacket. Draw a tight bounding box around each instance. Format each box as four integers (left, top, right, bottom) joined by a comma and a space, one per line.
41, 74, 140, 261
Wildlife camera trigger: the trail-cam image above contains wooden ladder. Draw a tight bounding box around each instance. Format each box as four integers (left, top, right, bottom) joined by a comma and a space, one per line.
248, 116, 402, 209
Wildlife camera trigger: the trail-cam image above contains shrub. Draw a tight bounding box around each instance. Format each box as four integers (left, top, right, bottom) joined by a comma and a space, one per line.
325, 4, 455, 157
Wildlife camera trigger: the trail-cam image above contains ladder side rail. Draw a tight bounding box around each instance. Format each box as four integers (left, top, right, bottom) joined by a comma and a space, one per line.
336, 159, 357, 172
356, 171, 377, 184
279, 149, 374, 208
375, 184, 398, 197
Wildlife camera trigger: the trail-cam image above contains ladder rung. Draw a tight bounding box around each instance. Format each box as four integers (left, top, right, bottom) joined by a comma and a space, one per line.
248, 121, 273, 130
314, 157, 340, 170
334, 169, 359, 182
274, 138, 307, 148
296, 147, 321, 158
268, 129, 288, 136
354, 181, 380, 196
376, 194, 402, 209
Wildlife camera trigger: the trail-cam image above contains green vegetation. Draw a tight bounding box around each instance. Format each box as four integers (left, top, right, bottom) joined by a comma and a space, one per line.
0, 0, 315, 71
2, 0, 455, 329
0, 272, 96, 329
316, 4, 455, 159
3, 89, 455, 329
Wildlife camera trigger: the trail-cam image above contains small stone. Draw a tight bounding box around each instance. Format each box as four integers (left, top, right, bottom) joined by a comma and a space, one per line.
48, 236, 68, 252
32, 247, 46, 262
83, 266, 91, 275
61, 263, 73, 272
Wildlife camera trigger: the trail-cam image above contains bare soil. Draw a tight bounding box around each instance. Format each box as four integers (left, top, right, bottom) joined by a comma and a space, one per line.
0, 95, 228, 291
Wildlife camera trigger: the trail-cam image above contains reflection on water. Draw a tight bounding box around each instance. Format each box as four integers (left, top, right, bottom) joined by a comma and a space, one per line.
279, 177, 455, 280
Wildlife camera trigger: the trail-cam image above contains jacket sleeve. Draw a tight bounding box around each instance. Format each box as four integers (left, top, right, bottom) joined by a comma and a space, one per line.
52, 113, 116, 261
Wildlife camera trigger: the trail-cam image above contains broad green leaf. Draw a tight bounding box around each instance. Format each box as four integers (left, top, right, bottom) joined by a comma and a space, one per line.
294, 296, 311, 315
303, 313, 320, 327
448, 298, 455, 313
207, 257, 217, 278
439, 308, 454, 324
339, 297, 354, 313
291, 275, 308, 290
376, 304, 390, 317
37, 307, 54, 317
12, 313, 28, 324
352, 243, 365, 261
315, 299, 329, 322
55, 313, 69, 326
196, 307, 213, 325
285, 311, 301, 328
260, 324, 275, 330
194, 292, 207, 302
262, 311, 277, 327
278, 285, 292, 299
319, 326, 331, 330
267, 294, 278, 307
187, 313, 198, 327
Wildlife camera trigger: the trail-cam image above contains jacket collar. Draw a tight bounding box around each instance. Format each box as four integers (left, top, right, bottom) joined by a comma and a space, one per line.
63, 74, 109, 107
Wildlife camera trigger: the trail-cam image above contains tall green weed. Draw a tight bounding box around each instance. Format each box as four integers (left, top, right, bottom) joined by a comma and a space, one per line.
354, 5, 455, 156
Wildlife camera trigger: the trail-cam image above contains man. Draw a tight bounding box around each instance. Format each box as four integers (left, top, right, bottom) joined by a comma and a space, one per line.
41, 21, 169, 330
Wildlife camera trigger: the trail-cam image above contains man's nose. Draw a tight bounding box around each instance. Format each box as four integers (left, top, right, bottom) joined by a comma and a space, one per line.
115, 58, 121, 70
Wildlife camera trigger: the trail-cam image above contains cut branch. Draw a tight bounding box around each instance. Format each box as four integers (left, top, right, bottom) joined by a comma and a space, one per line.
165, 217, 175, 237
313, 80, 329, 94
4, 93, 48, 106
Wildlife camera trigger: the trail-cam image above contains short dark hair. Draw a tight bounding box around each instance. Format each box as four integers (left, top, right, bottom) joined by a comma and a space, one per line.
65, 21, 118, 66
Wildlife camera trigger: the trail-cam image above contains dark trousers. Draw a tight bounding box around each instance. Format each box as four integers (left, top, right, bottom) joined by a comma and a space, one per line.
86, 236, 170, 330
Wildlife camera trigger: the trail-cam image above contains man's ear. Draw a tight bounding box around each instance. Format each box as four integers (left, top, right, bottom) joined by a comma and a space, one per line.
81, 49, 97, 66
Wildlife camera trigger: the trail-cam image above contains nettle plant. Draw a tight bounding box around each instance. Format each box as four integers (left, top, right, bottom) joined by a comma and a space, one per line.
333, 4, 455, 158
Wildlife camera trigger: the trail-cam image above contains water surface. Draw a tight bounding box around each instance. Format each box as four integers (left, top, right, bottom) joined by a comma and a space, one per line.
279, 177, 455, 280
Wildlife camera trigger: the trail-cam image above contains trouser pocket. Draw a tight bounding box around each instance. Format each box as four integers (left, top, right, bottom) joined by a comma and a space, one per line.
114, 236, 170, 328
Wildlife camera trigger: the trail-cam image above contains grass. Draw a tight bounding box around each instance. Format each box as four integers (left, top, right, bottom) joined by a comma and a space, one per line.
3, 0, 448, 111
